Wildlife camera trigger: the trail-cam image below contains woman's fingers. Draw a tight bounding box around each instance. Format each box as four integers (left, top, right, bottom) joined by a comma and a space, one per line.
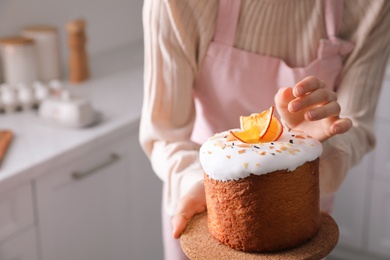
171, 199, 195, 239
331, 117, 353, 135
293, 76, 327, 97
303, 101, 341, 121
289, 87, 337, 112
275, 87, 295, 109
275, 76, 353, 141
172, 181, 206, 239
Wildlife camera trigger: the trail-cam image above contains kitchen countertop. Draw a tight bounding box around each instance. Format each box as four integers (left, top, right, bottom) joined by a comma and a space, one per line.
0, 41, 144, 190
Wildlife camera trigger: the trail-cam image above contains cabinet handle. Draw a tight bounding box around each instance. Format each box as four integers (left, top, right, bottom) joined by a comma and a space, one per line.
72, 153, 120, 180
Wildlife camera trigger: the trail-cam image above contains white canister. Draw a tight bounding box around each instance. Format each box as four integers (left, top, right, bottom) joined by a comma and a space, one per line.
22, 26, 62, 82
0, 36, 39, 85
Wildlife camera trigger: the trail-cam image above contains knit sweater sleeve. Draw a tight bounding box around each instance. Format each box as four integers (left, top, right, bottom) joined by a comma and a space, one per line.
319, 0, 390, 194
140, 0, 204, 215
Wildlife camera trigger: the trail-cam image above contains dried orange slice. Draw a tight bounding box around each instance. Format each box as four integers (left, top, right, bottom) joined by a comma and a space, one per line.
230, 128, 260, 144
232, 106, 283, 144
259, 115, 284, 142
240, 106, 274, 136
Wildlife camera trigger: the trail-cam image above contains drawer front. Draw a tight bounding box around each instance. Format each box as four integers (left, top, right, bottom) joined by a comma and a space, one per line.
0, 228, 38, 260
37, 134, 134, 190
0, 183, 34, 243
36, 131, 163, 260
36, 135, 134, 260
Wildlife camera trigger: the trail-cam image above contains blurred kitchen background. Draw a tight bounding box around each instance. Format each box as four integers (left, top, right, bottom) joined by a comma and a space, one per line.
0, 0, 389, 260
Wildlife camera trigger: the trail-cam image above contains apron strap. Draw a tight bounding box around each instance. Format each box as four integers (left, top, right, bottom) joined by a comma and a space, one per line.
324, 0, 344, 38
214, 0, 241, 46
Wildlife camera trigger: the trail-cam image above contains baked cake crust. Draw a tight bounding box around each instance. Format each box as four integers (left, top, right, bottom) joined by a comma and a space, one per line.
204, 158, 320, 253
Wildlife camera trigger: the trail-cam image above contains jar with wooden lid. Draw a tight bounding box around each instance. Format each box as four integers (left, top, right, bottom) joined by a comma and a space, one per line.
22, 25, 62, 82
0, 36, 39, 85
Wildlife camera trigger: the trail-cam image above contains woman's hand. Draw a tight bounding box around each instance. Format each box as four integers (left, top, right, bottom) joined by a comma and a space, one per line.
172, 180, 206, 239
275, 76, 352, 142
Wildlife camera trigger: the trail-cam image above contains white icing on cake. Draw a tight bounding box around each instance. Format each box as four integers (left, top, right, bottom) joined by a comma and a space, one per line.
199, 129, 323, 181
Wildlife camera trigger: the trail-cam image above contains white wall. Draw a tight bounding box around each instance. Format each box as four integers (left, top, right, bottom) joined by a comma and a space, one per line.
0, 0, 144, 64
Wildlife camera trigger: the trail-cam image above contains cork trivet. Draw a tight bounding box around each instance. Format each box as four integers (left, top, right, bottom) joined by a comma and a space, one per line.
0, 130, 13, 164
181, 212, 339, 260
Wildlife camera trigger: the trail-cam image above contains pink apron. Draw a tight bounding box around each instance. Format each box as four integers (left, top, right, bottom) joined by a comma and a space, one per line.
191, 0, 354, 145
191, 0, 353, 214
163, 1, 353, 259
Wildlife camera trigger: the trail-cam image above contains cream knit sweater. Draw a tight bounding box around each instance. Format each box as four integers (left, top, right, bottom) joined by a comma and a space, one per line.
140, 0, 390, 215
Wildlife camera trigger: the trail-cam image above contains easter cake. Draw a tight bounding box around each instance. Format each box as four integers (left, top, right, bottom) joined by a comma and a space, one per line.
199, 107, 323, 252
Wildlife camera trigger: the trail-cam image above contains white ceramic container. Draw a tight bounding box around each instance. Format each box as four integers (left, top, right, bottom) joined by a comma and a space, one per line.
0, 36, 39, 85
21, 26, 62, 82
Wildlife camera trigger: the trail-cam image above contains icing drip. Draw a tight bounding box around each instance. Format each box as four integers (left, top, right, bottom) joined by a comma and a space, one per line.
199, 129, 323, 181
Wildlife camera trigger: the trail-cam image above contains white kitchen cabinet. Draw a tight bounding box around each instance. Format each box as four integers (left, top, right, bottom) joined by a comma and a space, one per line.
126, 133, 164, 260
332, 154, 371, 250
373, 121, 390, 183
368, 179, 390, 258
0, 228, 39, 260
0, 183, 37, 260
366, 122, 390, 259
35, 129, 163, 260
367, 89, 390, 259
0, 183, 34, 243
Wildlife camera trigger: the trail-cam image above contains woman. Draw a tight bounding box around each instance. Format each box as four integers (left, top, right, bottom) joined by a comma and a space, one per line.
140, 0, 390, 259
